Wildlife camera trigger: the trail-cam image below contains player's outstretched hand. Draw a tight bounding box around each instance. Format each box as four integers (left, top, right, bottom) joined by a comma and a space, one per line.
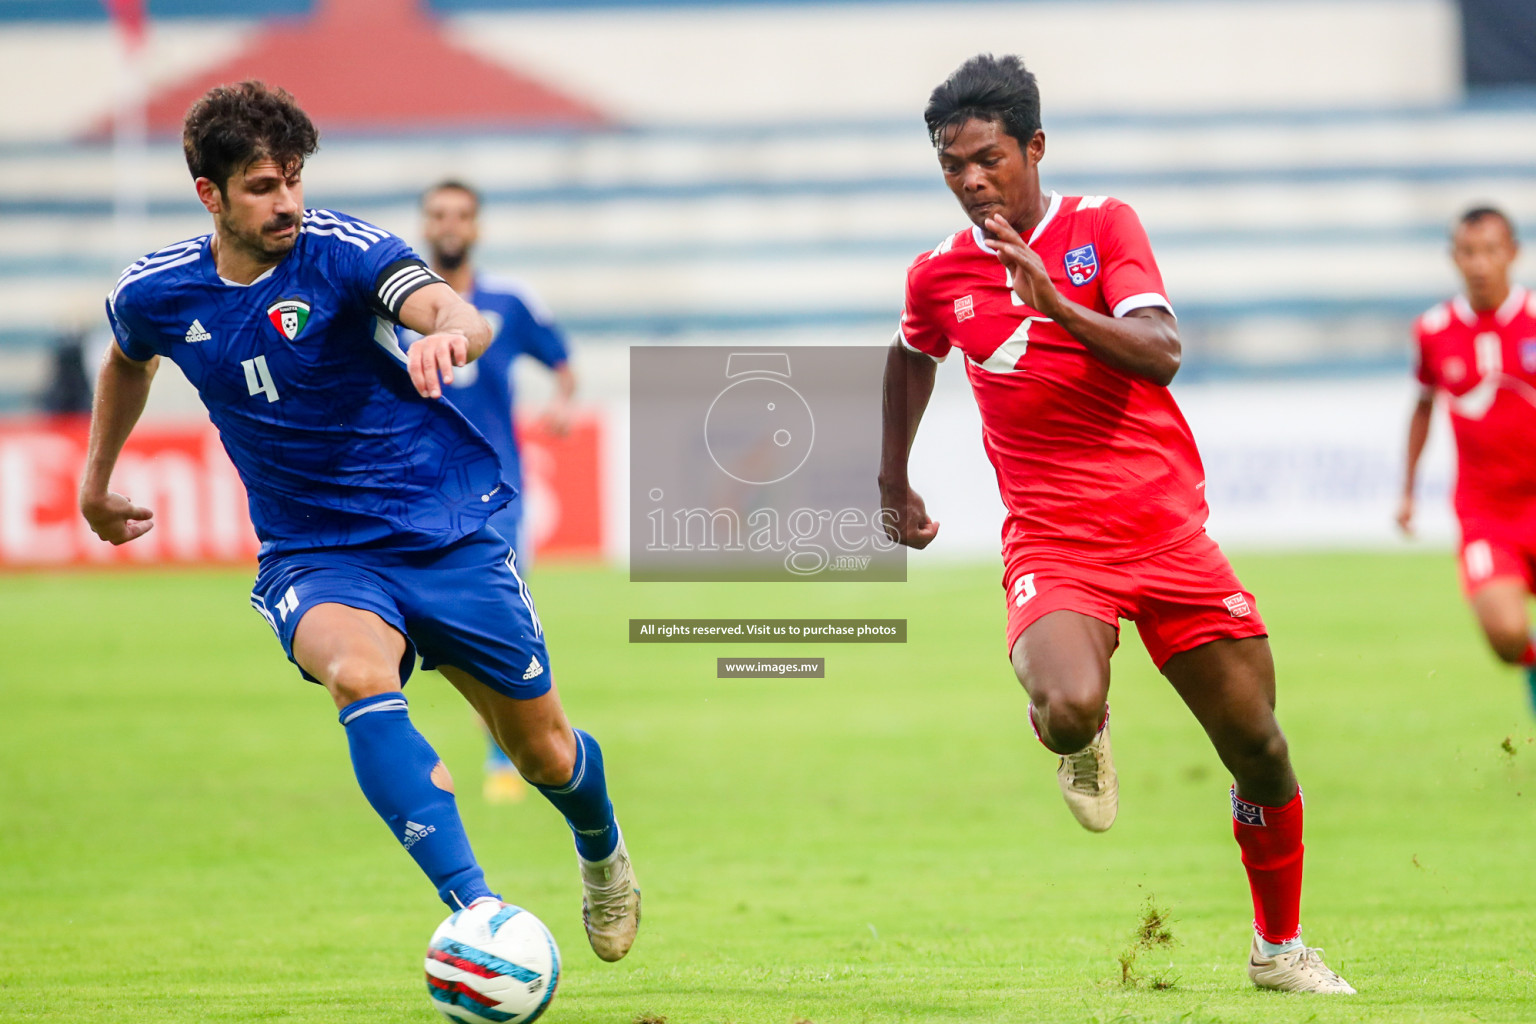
880, 484, 940, 549
540, 399, 574, 438
80, 490, 154, 546
409, 331, 470, 399
1395, 493, 1416, 537
985, 213, 1062, 317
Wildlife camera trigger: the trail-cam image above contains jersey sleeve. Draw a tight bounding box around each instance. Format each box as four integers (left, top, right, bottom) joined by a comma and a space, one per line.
308, 210, 446, 324
1096, 200, 1173, 318
510, 287, 570, 368
104, 290, 159, 362
897, 255, 951, 360
1412, 322, 1436, 389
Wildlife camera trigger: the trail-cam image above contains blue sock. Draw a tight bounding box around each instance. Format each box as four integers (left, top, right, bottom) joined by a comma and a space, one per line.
533, 728, 619, 861
340, 693, 496, 909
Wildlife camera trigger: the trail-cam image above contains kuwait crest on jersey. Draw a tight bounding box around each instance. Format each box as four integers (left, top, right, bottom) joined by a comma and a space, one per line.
266, 298, 311, 340
1064, 243, 1098, 286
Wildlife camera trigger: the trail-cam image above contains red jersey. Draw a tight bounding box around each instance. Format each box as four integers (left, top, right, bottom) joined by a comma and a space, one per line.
1414, 286, 1536, 523
899, 193, 1208, 561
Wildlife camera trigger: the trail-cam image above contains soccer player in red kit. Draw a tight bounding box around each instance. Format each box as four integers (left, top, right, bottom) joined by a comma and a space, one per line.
879, 54, 1354, 993
1399, 206, 1536, 712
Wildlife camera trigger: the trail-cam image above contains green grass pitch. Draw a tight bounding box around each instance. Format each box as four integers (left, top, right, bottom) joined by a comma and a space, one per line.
2, 552, 1533, 1023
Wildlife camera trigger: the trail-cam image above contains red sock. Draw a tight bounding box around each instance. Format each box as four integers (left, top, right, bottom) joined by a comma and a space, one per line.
1520, 640, 1535, 667
1230, 786, 1304, 944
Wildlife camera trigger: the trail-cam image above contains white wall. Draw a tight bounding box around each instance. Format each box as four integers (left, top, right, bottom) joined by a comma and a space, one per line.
453, 0, 1461, 125
903, 369, 1457, 558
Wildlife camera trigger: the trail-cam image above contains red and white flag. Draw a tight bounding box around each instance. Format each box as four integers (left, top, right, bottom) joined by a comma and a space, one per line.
101, 0, 146, 49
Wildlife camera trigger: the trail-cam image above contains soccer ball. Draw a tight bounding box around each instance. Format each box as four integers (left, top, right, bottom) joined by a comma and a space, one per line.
424, 899, 561, 1023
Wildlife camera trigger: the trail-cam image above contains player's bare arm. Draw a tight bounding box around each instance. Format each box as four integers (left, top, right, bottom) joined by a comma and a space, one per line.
877, 341, 941, 549
79, 343, 159, 545
1397, 390, 1435, 535
540, 363, 578, 436
986, 213, 1182, 386
398, 280, 493, 399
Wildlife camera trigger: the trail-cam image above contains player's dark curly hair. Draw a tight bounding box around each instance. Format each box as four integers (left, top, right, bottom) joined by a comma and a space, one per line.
182, 81, 319, 194
1459, 204, 1518, 243
924, 54, 1041, 150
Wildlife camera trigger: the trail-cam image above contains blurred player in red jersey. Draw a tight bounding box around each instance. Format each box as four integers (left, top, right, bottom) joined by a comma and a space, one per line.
1399, 206, 1536, 712
879, 54, 1354, 994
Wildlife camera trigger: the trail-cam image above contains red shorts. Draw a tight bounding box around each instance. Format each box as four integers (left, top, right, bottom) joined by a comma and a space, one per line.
1002, 530, 1268, 669
1458, 519, 1536, 596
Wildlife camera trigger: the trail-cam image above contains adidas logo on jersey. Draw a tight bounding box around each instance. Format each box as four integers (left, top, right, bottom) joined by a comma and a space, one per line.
523, 655, 544, 680
184, 319, 211, 343
402, 820, 436, 850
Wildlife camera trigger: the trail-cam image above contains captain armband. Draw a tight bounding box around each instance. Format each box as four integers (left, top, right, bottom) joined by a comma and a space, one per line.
370, 258, 447, 322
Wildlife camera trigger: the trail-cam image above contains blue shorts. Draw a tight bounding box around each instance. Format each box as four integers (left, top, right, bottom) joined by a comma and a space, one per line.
487, 494, 529, 570
249, 527, 551, 700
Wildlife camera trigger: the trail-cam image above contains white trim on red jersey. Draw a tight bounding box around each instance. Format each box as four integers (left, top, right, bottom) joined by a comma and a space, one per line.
1452, 295, 1477, 326
895, 327, 943, 362
970, 191, 1063, 253
1496, 284, 1528, 325
1112, 292, 1176, 319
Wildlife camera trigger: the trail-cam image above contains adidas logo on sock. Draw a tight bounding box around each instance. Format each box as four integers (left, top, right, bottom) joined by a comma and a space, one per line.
523, 655, 544, 680
184, 319, 211, 343
402, 820, 436, 850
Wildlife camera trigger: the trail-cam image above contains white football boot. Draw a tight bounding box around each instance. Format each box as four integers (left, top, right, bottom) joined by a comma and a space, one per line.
1056, 719, 1118, 832
579, 829, 641, 961
1247, 935, 1356, 994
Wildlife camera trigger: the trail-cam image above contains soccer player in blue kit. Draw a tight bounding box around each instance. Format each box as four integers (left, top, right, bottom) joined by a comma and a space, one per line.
409, 180, 578, 804
77, 81, 640, 962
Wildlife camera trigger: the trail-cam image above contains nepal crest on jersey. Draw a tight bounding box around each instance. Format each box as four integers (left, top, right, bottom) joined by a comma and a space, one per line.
266, 298, 311, 340
1064, 243, 1099, 286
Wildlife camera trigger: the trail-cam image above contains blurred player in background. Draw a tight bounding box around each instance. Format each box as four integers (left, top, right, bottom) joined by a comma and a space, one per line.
880, 54, 1353, 993
81, 81, 639, 962
410, 180, 577, 804
1399, 206, 1536, 712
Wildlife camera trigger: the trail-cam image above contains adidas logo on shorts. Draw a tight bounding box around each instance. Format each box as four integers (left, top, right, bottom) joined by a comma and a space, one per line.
522, 655, 544, 681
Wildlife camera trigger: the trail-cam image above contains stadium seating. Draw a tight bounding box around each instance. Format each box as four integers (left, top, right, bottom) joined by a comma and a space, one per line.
6, 101, 1536, 411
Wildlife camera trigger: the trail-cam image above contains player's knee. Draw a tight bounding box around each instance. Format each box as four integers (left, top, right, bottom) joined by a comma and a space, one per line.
1031, 688, 1106, 752
1229, 724, 1290, 779
507, 728, 576, 788
1483, 622, 1529, 664
322, 654, 401, 708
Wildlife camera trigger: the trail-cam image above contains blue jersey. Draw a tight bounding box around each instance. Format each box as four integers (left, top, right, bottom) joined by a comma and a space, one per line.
403, 274, 569, 491
106, 209, 511, 557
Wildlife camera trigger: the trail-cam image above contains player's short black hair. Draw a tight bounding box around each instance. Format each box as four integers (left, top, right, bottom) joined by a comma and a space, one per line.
182, 81, 319, 194
1457, 205, 1518, 244
924, 53, 1041, 151
421, 179, 482, 212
